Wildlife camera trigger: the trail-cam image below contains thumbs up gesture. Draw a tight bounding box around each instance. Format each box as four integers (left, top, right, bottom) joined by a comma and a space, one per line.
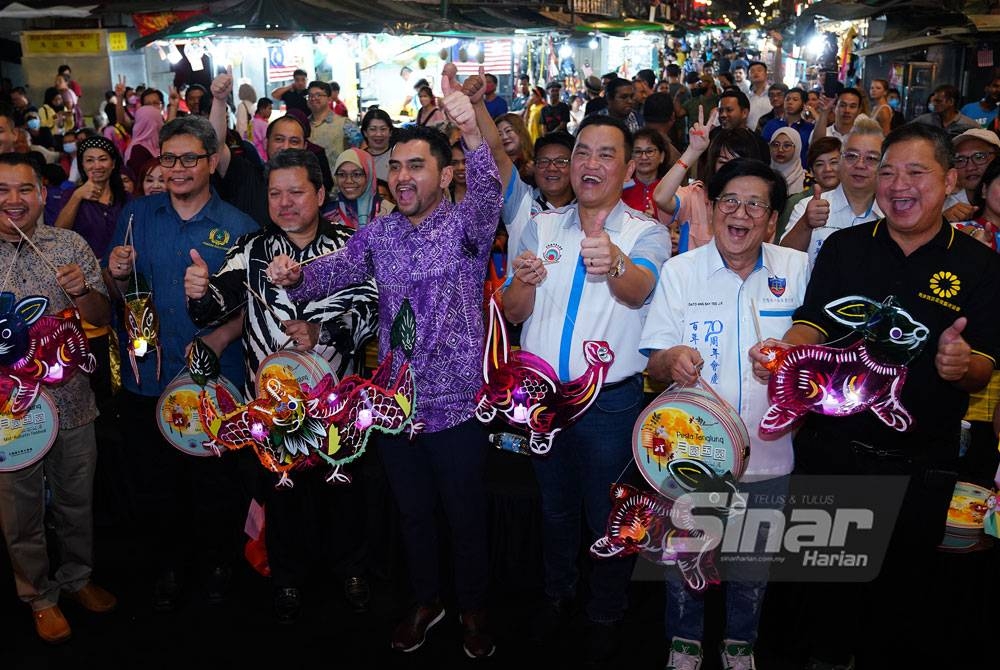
803, 184, 830, 229
440, 63, 481, 147
935, 316, 971, 382
185, 248, 211, 300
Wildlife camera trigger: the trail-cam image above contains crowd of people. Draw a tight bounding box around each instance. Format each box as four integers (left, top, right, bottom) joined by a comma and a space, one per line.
0, 52, 998, 670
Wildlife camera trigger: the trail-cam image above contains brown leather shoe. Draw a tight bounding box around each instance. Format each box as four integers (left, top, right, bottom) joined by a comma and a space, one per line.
390, 602, 445, 652
67, 582, 117, 613
34, 605, 72, 644
460, 609, 496, 659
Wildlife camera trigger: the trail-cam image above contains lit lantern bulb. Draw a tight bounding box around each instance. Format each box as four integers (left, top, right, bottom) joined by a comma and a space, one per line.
512, 404, 529, 423
355, 408, 373, 430
46, 363, 64, 382
759, 345, 784, 373
133, 338, 148, 357
250, 421, 268, 441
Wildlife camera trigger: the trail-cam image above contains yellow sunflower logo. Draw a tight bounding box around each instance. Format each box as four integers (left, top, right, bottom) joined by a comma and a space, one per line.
929, 271, 961, 299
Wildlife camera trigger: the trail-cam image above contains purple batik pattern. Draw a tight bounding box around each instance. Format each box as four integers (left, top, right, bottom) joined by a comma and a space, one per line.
291, 140, 502, 433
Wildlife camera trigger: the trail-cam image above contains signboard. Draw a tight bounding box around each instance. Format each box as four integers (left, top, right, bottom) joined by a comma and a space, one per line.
108, 32, 128, 52
23, 31, 103, 55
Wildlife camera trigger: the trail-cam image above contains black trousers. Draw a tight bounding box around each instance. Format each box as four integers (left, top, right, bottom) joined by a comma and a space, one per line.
116, 391, 245, 575
793, 426, 959, 668
377, 418, 489, 611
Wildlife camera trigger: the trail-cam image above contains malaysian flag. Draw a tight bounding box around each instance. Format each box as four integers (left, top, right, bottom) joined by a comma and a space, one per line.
452, 40, 512, 76
267, 46, 301, 82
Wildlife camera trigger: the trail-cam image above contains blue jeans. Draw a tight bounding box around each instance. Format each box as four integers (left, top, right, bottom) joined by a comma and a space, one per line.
531, 374, 644, 624
665, 474, 789, 644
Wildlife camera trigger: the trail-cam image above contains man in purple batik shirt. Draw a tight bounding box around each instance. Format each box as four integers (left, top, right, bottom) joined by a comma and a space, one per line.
268, 66, 502, 658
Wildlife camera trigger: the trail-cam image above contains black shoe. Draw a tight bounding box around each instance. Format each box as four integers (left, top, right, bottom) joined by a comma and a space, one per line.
344, 576, 370, 613
529, 597, 573, 644
205, 564, 232, 605
585, 619, 621, 665
152, 570, 181, 612
274, 587, 301, 624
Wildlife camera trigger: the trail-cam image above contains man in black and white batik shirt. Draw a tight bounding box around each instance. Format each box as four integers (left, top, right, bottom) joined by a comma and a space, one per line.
185, 148, 378, 623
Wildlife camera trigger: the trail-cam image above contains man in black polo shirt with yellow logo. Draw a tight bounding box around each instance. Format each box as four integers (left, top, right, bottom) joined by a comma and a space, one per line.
753, 123, 1000, 668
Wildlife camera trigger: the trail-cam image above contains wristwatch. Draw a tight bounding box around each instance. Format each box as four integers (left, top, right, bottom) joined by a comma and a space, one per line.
607, 252, 626, 279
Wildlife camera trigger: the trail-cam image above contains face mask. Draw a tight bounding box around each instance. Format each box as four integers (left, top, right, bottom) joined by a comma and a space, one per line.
27, 118, 40, 130
63, 142, 76, 153
888, 98, 900, 110
927, 103, 936, 113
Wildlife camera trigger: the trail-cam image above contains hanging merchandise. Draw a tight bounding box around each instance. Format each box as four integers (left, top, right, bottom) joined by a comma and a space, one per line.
759, 295, 929, 436
475, 298, 614, 455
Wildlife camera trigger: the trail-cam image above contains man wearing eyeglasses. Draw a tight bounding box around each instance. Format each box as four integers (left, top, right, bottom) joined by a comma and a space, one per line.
781, 116, 884, 268
503, 115, 669, 662
104, 115, 259, 612
641, 157, 808, 670
942, 128, 1000, 222
306, 80, 359, 175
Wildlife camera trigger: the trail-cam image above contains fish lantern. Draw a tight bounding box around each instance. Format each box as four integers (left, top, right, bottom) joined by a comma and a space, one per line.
123, 273, 161, 384
760, 295, 929, 436
475, 297, 614, 455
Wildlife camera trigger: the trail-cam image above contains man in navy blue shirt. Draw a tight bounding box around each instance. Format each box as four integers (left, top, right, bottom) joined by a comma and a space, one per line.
105, 115, 258, 612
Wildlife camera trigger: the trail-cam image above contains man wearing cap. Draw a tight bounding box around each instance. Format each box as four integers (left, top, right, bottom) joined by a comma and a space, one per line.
642, 92, 681, 167
541, 81, 571, 134
583, 75, 607, 117
943, 128, 1000, 221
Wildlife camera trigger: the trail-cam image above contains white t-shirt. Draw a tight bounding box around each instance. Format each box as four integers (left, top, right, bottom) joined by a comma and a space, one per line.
782, 184, 882, 268
514, 201, 670, 383
638, 240, 810, 480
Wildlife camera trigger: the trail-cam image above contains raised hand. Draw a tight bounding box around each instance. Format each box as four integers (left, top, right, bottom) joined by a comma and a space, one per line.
803, 184, 830, 229
688, 106, 719, 155
211, 67, 233, 101
936, 316, 971, 382
185, 249, 211, 300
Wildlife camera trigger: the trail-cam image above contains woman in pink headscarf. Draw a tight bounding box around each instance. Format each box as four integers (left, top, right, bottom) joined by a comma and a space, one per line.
322, 148, 393, 230
124, 105, 164, 178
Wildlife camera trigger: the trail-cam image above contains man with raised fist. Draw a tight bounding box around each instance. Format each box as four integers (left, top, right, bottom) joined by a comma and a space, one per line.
267, 64, 502, 658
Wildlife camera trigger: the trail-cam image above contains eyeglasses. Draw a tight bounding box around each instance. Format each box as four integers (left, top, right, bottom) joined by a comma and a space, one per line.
158, 153, 211, 168
536, 157, 570, 169
841, 151, 881, 167
769, 142, 795, 151
715, 196, 770, 218
334, 170, 366, 182
307, 93, 329, 100
953, 151, 996, 167
632, 148, 660, 157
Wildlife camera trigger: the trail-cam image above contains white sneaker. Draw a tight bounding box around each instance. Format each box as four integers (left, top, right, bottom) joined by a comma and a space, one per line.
665, 636, 703, 670
720, 639, 756, 670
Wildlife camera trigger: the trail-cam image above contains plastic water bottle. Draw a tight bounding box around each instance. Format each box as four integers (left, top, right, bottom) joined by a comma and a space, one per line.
489, 432, 530, 456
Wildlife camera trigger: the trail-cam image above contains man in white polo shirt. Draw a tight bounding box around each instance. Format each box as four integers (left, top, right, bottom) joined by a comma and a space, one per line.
503, 114, 669, 662
640, 158, 809, 670
780, 114, 884, 268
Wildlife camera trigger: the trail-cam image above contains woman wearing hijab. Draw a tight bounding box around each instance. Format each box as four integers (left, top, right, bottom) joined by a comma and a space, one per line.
768, 127, 805, 194
323, 148, 393, 230
125, 105, 164, 178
